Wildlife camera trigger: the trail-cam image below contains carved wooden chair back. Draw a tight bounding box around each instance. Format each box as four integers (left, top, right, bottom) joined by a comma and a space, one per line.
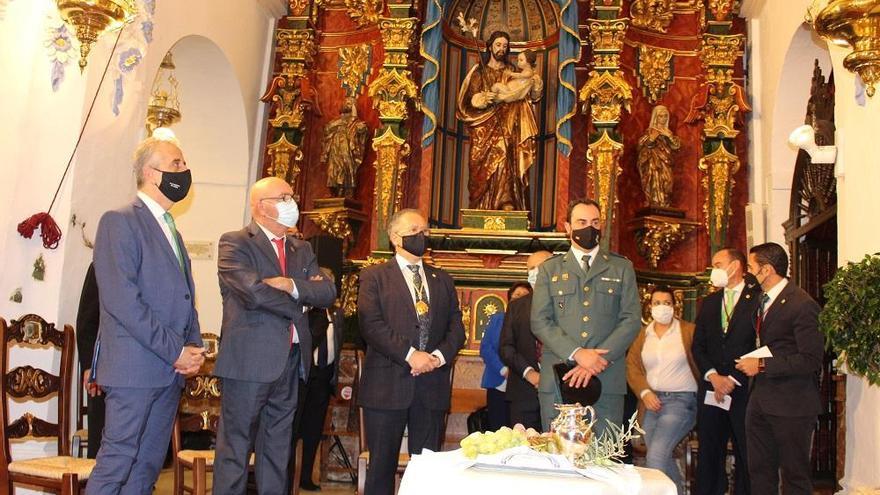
0, 315, 74, 461
0, 315, 93, 495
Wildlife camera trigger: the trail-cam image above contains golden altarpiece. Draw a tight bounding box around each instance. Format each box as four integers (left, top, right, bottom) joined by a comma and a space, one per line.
256, 0, 751, 480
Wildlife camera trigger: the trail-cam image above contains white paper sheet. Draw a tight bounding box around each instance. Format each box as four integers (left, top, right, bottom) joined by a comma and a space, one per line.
704, 390, 732, 411
740, 346, 773, 359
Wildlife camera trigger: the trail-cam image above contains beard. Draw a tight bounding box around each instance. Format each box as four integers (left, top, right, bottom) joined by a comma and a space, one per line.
491, 49, 507, 63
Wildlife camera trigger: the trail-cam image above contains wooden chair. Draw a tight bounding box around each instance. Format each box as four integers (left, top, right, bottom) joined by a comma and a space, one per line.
0, 315, 95, 494
355, 350, 456, 495
171, 333, 254, 495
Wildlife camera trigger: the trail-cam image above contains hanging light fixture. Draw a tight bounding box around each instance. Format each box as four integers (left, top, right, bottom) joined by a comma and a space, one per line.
55, 0, 137, 72
809, 0, 880, 97
145, 51, 182, 134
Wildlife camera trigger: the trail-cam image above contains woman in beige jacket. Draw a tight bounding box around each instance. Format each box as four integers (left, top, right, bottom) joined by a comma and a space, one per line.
626, 286, 700, 494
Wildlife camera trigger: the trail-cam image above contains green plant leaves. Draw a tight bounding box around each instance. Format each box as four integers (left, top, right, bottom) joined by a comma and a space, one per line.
819, 253, 880, 386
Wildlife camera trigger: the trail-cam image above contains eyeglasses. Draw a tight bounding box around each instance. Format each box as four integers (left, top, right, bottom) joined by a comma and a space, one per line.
394, 228, 430, 237
260, 194, 295, 203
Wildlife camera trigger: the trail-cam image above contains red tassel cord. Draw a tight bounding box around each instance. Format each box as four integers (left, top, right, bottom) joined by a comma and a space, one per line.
17, 212, 62, 249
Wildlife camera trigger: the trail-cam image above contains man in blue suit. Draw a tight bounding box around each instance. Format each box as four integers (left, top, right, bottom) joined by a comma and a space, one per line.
87, 137, 206, 495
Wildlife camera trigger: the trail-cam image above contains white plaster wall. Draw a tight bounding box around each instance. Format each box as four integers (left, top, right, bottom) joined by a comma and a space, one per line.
0, 0, 281, 483
745, 0, 880, 492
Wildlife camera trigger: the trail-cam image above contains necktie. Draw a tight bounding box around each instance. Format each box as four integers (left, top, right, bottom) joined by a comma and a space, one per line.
271, 237, 297, 344
581, 254, 591, 273
721, 289, 735, 333
756, 293, 770, 344
162, 212, 184, 271
407, 264, 430, 351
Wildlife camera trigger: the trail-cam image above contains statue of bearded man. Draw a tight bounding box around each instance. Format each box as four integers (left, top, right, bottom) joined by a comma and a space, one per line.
456, 31, 543, 212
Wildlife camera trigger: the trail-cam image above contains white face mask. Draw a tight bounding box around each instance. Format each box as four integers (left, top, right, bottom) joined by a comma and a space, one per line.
651, 304, 674, 325
710, 266, 730, 288
273, 199, 299, 227
527, 267, 539, 288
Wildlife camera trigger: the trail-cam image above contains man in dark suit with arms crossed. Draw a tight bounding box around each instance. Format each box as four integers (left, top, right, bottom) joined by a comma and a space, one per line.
736, 242, 823, 495
213, 177, 336, 495
692, 247, 760, 494
357, 209, 466, 495
87, 137, 205, 494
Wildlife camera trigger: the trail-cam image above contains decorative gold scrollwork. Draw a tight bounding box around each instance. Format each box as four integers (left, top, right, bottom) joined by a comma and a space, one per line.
698, 145, 740, 246
631, 0, 674, 33
265, 134, 303, 186
586, 132, 625, 227
707, 0, 739, 22
345, 0, 383, 26
313, 211, 354, 243
700, 34, 743, 68
579, 71, 633, 124
186, 375, 221, 400
368, 68, 418, 121
340, 272, 359, 318
338, 44, 372, 96
371, 127, 410, 220
637, 44, 674, 104
632, 218, 698, 268
482, 217, 507, 231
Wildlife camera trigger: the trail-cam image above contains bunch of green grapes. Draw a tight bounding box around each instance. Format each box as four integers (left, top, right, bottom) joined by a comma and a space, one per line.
460, 426, 528, 458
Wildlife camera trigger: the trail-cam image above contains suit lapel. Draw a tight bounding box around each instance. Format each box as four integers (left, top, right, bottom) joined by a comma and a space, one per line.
134, 198, 182, 275
424, 265, 441, 305
562, 251, 585, 285
285, 235, 299, 278
387, 261, 419, 324
761, 281, 795, 331
247, 221, 283, 275
725, 285, 756, 338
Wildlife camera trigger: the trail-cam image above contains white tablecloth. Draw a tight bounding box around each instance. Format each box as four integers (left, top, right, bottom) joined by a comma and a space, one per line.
398, 449, 677, 495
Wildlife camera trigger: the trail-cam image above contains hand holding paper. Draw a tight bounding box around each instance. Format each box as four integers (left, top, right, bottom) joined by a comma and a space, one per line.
740, 346, 773, 359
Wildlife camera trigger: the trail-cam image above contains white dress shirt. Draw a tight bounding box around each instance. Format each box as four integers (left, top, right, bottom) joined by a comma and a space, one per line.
641, 319, 697, 396
137, 191, 178, 256
762, 277, 789, 315
705, 279, 745, 381
395, 254, 445, 365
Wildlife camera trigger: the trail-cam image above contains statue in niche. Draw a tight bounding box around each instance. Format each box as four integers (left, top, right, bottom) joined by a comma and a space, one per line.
321, 98, 369, 198
456, 31, 543, 212
637, 105, 680, 208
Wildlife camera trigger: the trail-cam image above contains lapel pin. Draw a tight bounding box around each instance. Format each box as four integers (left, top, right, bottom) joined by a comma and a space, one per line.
745, 294, 751, 299
432, 273, 437, 278
780, 298, 786, 304
603, 254, 609, 261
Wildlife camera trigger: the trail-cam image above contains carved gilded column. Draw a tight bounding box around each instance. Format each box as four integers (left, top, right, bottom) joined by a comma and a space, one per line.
686, 4, 749, 254
578, 1, 632, 250
367, 7, 418, 252
259, 24, 316, 200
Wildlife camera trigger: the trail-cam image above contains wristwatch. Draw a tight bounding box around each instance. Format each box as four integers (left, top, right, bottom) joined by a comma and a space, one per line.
758, 358, 767, 372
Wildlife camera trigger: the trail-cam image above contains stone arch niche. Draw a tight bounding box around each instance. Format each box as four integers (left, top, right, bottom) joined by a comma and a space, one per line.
161, 34, 251, 335
429, 0, 561, 229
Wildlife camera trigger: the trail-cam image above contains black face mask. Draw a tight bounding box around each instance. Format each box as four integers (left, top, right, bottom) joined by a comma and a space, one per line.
401, 232, 428, 257
571, 226, 601, 251
154, 168, 192, 203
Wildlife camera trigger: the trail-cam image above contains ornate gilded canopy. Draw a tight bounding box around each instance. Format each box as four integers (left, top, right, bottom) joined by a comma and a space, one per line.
445, 0, 560, 43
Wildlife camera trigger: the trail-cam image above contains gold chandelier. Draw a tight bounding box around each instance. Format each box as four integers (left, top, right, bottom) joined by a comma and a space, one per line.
145, 52, 182, 134
55, 0, 137, 72
810, 0, 880, 97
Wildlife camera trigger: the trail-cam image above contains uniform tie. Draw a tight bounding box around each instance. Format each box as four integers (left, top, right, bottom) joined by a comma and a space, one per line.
162, 212, 185, 271
407, 264, 430, 351
581, 254, 591, 273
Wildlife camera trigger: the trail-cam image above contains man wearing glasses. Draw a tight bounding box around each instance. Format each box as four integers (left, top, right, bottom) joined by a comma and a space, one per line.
213, 177, 336, 495
357, 209, 466, 495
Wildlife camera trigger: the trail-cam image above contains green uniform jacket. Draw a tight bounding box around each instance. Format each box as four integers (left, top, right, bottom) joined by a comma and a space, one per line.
530, 249, 642, 396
